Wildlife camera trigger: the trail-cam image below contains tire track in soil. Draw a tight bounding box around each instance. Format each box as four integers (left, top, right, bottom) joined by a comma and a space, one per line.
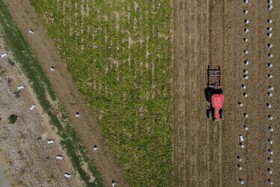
221, 0, 238, 186
173, 0, 223, 186
187, 0, 212, 185
173, 0, 186, 184
258, 1, 270, 186
209, 0, 223, 186
197, 1, 210, 186
236, 0, 247, 185
260, 0, 280, 185
244, 1, 262, 186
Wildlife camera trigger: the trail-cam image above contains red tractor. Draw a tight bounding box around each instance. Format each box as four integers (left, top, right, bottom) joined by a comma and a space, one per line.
206, 65, 224, 121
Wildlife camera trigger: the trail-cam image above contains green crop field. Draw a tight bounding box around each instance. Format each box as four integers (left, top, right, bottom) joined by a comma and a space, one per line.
29, 0, 173, 186
0, 1, 103, 186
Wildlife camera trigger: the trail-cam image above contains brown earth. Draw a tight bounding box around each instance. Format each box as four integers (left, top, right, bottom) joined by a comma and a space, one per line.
3, 0, 129, 186
173, 0, 280, 186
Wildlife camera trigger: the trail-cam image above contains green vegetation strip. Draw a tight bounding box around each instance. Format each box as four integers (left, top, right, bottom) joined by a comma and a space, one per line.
0, 1, 103, 186
30, 0, 173, 186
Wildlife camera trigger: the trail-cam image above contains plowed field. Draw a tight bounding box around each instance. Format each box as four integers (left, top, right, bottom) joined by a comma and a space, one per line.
173, 0, 280, 186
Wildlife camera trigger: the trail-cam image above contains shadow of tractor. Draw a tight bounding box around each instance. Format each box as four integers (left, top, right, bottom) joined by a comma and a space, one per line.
204, 87, 216, 102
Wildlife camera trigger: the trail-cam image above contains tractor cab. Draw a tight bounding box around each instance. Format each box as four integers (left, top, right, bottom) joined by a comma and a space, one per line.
211, 94, 224, 121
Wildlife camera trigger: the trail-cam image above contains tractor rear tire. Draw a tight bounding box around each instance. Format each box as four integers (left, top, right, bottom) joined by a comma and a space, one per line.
220, 109, 224, 120
207, 109, 213, 120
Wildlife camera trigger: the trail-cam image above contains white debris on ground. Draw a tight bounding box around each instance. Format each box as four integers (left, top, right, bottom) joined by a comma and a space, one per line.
75, 112, 80, 118
239, 135, 244, 142
0, 52, 7, 58
47, 139, 55, 144
50, 66, 55, 71
64, 173, 71, 179
93, 144, 98, 151
29, 103, 36, 111
239, 178, 245, 185
237, 1, 276, 184
112, 180, 117, 186
0, 38, 82, 186
28, 29, 34, 34
238, 102, 243, 107
56, 155, 63, 160
17, 85, 25, 91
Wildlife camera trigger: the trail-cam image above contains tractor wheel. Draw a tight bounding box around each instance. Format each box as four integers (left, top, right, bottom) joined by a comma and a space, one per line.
220, 109, 224, 120
207, 109, 213, 120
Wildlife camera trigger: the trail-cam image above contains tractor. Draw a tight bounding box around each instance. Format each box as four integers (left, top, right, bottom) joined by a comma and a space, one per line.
206, 65, 224, 121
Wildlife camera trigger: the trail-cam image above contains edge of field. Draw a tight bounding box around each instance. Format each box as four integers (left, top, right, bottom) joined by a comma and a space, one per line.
0, 1, 104, 186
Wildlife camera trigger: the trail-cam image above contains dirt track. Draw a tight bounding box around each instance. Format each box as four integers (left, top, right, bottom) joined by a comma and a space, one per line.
173, 0, 221, 186
174, 0, 280, 186
3, 0, 128, 186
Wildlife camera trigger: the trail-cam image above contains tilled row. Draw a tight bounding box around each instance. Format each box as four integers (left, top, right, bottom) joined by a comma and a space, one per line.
237, 0, 274, 185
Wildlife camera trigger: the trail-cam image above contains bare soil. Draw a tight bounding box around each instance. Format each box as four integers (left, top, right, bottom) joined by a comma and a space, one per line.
0, 37, 82, 186
3, 0, 128, 186
173, 0, 280, 186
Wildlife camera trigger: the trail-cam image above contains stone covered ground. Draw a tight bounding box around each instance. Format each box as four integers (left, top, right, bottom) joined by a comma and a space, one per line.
0, 34, 82, 187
